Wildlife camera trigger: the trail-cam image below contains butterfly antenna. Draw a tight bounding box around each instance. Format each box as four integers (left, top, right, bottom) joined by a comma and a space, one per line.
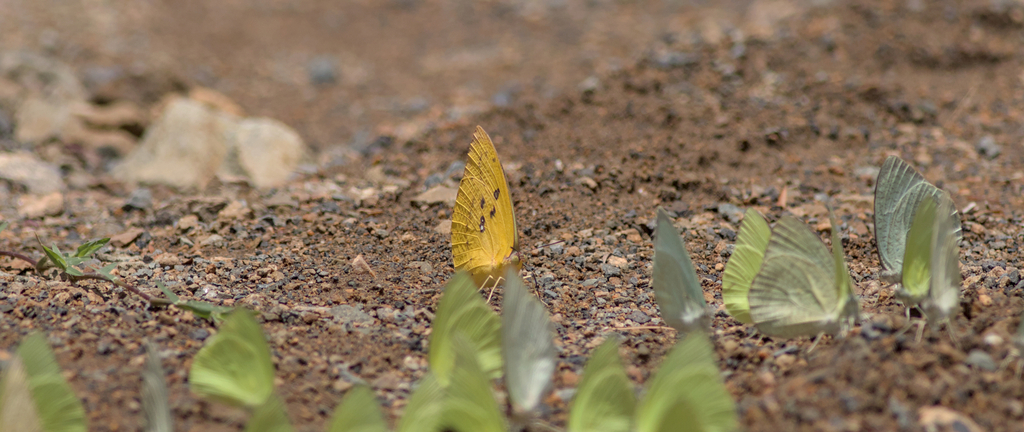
529, 240, 565, 253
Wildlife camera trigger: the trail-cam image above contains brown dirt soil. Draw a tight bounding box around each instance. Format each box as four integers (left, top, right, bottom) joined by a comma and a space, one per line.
2, 0, 1024, 431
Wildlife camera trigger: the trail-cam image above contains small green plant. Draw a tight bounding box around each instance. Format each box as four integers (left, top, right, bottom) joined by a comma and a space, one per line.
157, 282, 233, 324
0, 222, 233, 320
0, 332, 87, 432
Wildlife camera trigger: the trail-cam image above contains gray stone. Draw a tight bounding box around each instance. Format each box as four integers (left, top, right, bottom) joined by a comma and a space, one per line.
444, 161, 466, 179
976, 135, 1001, 160
717, 203, 744, 224
601, 264, 621, 277
628, 310, 651, 324
964, 349, 997, 371
0, 152, 64, 193
308, 55, 338, 85
412, 185, 457, 206
330, 305, 373, 325
124, 188, 152, 210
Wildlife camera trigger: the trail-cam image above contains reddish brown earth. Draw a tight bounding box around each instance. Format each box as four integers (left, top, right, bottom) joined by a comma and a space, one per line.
2, 0, 1024, 431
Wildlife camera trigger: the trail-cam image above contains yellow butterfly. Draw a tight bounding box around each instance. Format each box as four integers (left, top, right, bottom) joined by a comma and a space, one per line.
451, 126, 522, 288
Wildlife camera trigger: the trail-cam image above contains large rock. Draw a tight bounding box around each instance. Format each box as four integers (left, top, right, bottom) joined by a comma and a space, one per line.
221, 118, 307, 189
113, 96, 309, 190
112, 97, 236, 189
0, 152, 64, 194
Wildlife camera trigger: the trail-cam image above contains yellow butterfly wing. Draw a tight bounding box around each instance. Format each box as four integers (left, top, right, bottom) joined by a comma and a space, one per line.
451, 126, 521, 286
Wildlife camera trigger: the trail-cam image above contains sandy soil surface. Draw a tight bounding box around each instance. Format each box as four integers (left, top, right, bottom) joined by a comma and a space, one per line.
1, 0, 1024, 430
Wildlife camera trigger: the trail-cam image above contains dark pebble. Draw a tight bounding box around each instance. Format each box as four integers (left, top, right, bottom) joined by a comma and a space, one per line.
601, 264, 621, 277
976, 135, 1001, 160
124, 188, 153, 211
308, 55, 338, 85
628, 310, 651, 324
190, 328, 210, 341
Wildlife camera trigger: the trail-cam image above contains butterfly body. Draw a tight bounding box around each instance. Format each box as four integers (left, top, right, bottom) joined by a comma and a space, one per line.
451, 126, 521, 286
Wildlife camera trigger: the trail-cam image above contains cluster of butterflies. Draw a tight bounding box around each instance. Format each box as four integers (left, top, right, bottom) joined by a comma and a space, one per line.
451, 126, 965, 341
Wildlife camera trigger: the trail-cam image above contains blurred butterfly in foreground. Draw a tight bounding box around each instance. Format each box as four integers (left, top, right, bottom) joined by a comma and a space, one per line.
451, 126, 522, 288
748, 205, 860, 339
900, 194, 962, 330
873, 155, 962, 285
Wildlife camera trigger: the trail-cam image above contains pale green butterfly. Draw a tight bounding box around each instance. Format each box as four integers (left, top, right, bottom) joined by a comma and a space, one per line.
634, 332, 737, 432
652, 208, 709, 335
327, 386, 387, 432
748, 207, 860, 338
874, 155, 962, 284
721, 208, 771, 324
567, 338, 635, 432
0, 333, 87, 432
189, 309, 275, 408
919, 195, 962, 323
245, 394, 293, 432
440, 334, 506, 432
142, 343, 173, 432
501, 269, 556, 420
428, 272, 503, 386
899, 193, 961, 316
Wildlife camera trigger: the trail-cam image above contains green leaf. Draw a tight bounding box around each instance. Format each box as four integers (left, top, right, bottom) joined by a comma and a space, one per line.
651, 209, 708, 335
501, 269, 556, 415
189, 309, 275, 408
179, 301, 233, 323
0, 221, 9, 234
157, 282, 181, 303
0, 355, 44, 432
93, 264, 119, 282
635, 333, 736, 432
428, 272, 502, 386
142, 343, 173, 432
396, 373, 445, 432
327, 386, 388, 432
440, 335, 506, 432
245, 394, 293, 432
722, 209, 771, 324
15, 333, 87, 432
567, 338, 635, 432
40, 243, 68, 272
74, 238, 109, 258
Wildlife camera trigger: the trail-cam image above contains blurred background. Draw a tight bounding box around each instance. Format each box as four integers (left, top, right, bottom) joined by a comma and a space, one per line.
0, 0, 805, 165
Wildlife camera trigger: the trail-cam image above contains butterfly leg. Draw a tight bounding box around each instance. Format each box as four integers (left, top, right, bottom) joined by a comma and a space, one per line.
483, 275, 505, 303
944, 319, 961, 350
807, 332, 826, 353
